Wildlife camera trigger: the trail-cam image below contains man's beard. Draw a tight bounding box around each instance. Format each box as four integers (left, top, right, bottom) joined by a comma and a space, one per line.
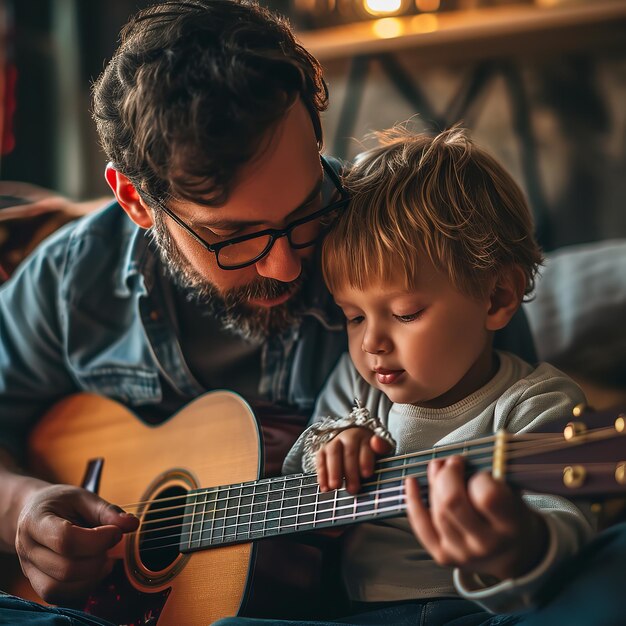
150, 212, 307, 341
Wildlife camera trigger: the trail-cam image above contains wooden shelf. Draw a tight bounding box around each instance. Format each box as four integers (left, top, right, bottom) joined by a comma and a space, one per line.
297, 1, 626, 63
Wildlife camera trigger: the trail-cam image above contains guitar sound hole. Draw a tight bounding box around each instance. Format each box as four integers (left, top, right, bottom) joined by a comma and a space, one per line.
138, 485, 187, 572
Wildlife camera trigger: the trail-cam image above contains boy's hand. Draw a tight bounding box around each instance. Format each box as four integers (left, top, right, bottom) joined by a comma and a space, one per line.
316, 427, 393, 494
405, 455, 549, 582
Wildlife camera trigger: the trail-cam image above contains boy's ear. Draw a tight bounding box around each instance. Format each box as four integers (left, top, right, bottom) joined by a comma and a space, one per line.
105, 163, 154, 229
485, 265, 526, 331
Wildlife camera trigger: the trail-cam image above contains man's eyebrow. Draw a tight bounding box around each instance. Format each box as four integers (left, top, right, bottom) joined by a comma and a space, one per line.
191, 173, 325, 230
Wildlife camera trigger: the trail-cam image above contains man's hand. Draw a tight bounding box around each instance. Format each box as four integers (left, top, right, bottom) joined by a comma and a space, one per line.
405, 455, 548, 582
15, 483, 138, 605
316, 427, 393, 494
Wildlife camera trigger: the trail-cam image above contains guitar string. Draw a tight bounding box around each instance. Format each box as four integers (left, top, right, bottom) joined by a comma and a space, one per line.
134, 460, 623, 554
124, 426, 618, 534
118, 430, 569, 513
117, 433, 504, 510
134, 451, 500, 540
78, 427, 620, 552
132, 444, 499, 525
135, 465, 461, 551
135, 428, 614, 541
121, 426, 606, 521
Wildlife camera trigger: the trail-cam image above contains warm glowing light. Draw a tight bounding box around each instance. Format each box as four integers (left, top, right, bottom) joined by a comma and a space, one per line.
410, 13, 438, 33
364, 0, 403, 17
372, 17, 404, 39
294, 0, 316, 10
415, 0, 440, 11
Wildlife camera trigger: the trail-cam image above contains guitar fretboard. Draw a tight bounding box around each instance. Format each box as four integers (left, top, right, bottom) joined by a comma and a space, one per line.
179, 443, 493, 553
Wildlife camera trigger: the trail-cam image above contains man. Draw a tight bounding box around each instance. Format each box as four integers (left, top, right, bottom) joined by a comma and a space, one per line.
0, 2, 623, 625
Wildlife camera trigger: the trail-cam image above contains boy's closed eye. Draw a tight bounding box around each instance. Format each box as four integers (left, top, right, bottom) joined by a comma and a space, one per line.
394, 309, 425, 323
346, 315, 364, 325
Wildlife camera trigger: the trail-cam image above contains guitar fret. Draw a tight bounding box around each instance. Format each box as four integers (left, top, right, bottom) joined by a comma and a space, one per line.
207, 488, 217, 547
248, 480, 269, 539
262, 481, 270, 536
265, 477, 283, 535
297, 475, 318, 531
237, 482, 253, 540
217, 486, 230, 543
294, 476, 303, 531
235, 483, 242, 540
196, 489, 207, 550
278, 476, 288, 533
374, 470, 381, 516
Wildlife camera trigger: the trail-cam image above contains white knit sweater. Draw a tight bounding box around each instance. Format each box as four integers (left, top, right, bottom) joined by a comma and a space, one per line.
283, 351, 594, 614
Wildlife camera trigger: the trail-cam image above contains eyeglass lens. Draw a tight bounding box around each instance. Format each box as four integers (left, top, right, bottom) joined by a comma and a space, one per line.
217, 203, 343, 268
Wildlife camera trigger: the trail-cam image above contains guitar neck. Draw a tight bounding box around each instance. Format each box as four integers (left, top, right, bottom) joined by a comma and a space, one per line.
179, 438, 496, 552
177, 415, 626, 553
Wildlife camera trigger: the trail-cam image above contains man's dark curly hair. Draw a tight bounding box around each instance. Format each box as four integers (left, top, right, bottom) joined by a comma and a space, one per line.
92, 0, 328, 206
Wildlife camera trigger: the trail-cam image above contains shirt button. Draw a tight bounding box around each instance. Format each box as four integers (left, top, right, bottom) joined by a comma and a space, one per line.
150, 310, 160, 321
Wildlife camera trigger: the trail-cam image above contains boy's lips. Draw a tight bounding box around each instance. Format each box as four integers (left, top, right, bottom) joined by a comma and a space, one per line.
374, 368, 405, 385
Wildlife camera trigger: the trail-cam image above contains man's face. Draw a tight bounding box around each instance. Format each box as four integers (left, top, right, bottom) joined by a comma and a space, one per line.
150, 99, 323, 338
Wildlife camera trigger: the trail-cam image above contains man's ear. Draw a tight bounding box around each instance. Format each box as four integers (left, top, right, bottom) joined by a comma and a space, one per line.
105, 163, 153, 229
485, 265, 526, 331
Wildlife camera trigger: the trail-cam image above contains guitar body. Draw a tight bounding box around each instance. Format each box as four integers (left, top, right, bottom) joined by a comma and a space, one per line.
9, 393, 622, 625
7, 392, 332, 626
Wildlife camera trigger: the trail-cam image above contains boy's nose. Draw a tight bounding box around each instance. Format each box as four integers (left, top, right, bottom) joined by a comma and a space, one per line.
254, 236, 302, 283
362, 328, 391, 355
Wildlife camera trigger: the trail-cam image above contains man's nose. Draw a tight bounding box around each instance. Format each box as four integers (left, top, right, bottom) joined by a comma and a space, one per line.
254, 235, 302, 282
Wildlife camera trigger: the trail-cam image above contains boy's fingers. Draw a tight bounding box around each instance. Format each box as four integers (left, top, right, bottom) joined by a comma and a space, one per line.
468, 473, 519, 529
433, 461, 490, 541
359, 444, 375, 479
370, 435, 392, 456
405, 477, 440, 552
316, 450, 329, 492
343, 441, 362, 494
326, 441, 345, 491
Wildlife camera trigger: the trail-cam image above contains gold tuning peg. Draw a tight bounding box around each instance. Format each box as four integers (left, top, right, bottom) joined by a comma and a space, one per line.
564, 422, 587, 441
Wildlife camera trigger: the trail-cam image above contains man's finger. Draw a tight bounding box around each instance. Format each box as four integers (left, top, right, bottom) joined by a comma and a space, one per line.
33, 516, 125, 558
20, 539, 110, 583
73, 491, 139, 532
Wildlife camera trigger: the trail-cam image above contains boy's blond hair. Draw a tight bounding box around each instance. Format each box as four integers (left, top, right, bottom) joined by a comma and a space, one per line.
322, 126, 543, 300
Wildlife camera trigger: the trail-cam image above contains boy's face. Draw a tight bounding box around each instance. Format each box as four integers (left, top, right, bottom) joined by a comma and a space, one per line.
334, 259, 496, 408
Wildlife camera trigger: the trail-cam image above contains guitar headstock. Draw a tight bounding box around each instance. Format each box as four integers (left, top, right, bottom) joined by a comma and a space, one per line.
505, 404, 626, 499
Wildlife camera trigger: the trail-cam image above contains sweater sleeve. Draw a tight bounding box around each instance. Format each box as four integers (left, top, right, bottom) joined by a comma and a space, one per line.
453, 363, 594, 613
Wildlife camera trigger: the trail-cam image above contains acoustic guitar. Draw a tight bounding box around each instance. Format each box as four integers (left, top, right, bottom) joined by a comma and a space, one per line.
5, 392, 626, 626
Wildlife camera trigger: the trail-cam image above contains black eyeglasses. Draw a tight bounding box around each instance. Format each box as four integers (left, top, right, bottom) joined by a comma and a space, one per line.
143, 156, 349, 270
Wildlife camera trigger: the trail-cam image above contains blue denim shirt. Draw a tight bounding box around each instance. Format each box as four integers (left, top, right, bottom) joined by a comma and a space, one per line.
0, 179, 349, 462
0, 163, 536, 463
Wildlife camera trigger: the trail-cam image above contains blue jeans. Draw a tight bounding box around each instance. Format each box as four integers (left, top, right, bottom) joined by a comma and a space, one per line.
2, 522, 625, 626
214, 599, 517, 626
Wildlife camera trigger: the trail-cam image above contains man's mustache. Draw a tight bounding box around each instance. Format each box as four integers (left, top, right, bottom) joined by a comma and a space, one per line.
222, 269, 306, 307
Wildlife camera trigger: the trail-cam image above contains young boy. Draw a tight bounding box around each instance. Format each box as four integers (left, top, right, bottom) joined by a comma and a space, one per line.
281, 126, 594, 620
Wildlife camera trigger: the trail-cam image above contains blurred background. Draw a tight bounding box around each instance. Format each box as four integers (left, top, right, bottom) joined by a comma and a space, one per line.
0, 0, 625, 251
